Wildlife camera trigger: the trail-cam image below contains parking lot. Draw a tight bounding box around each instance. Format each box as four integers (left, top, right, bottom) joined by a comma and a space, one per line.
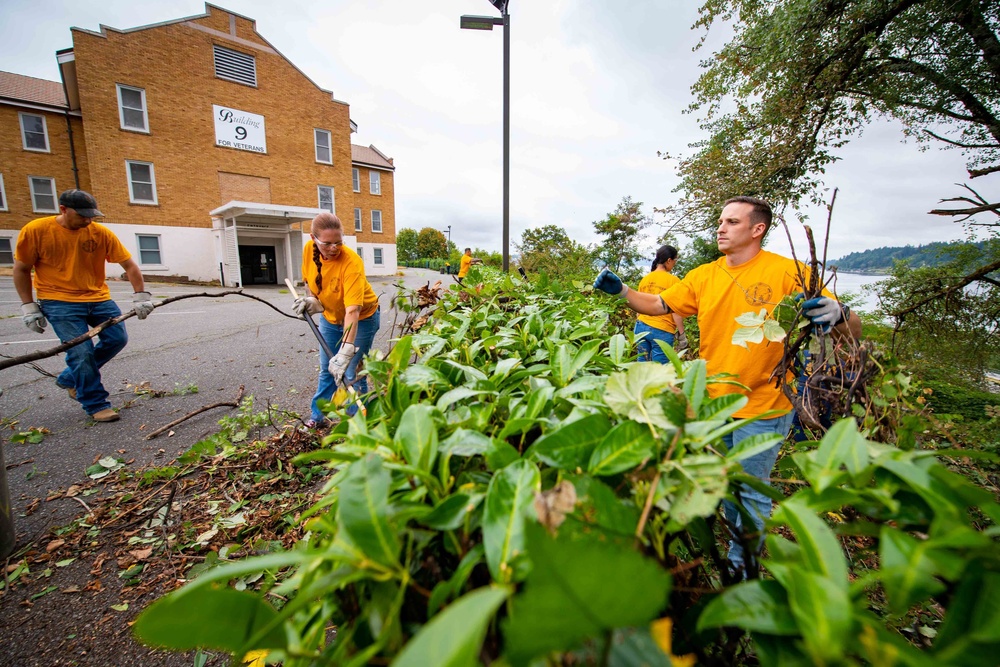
0, 267, 445, 546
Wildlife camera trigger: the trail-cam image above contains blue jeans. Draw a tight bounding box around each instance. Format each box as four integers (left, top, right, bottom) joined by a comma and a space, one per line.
722, 412, 795, 576
311, 308, 380, 421
634, 321, 675, 364
39, 299, 127, 415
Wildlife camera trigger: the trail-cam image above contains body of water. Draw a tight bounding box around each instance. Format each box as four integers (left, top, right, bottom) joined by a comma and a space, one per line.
824, 272, 884, 314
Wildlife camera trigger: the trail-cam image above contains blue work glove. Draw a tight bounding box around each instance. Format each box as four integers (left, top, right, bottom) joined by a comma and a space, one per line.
802, 296, 849, 332
593, 268, 628, 297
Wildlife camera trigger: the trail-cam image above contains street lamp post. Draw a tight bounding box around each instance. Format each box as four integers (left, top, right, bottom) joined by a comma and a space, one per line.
460, 0, 510, 273
442, 224, 452, 245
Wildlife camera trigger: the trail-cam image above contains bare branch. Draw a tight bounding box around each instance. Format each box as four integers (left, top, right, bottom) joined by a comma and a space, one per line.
923, 129, 998, 149
970, 164, 1000, 178
891, 257, 1000, 318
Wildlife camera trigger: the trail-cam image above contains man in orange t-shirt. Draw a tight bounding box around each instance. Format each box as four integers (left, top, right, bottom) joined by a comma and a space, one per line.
457, 248, 482, 283
13, 190, 154, 422
294, 212, 380, 426
595, 196, 860, 576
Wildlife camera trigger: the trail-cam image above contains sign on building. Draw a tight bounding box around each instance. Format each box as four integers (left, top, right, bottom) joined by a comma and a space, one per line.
213, 105, 267, 154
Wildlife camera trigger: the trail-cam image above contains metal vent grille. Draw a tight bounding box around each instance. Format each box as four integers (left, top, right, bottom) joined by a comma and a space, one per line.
213, 45, 257, 86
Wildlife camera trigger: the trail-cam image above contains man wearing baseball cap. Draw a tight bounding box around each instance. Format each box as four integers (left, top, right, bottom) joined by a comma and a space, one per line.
13, 189, 155, 422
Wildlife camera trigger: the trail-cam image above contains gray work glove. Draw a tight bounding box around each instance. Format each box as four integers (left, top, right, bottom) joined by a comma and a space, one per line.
20, 302, 47, 333
676, 331, 688, 351
328, 342, 358, 386
133, 292, 155, 320
293, 295, 323, 316
802, 296, 849, 333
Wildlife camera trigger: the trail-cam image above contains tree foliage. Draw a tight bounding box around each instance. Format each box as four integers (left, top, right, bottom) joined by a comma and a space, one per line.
515, 224, 595, 277
396, 228, 419, 262
416, 227, 448, 260
668, 0, 1000, 227
593, 196, 654, 280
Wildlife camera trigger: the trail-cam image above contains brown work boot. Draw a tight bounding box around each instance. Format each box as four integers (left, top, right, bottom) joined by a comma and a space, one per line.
90, 409, 120, 423
67, 387, 77, 400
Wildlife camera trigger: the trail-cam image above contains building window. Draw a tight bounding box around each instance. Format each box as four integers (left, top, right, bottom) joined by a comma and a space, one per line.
357, 246, 364, 261
371, 210, 382, 233
352, 168, 360, 192
369, 171, 381, 195
354, 207, 362, 232
29, 177, 57, 213
20, 113, 49, 152
0, 174, 6, 211
136, 234, 162, 265
126, 161, 157, 204
213, 44, 257, 86
318, 186, 335, 213
315, 129, 332, 164
117, 84, 149, 132
0, 239, 12, 265
373, 247, 383, 265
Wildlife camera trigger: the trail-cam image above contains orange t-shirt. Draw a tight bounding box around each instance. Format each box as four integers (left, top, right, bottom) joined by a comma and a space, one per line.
636, 270, 681, 333
661, 250, 829, 419
301, 241, 379, 325
458, 254, 473, 278
15, 216, 130, 302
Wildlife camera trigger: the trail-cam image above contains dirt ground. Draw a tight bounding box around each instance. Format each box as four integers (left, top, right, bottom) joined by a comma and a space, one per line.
0, 268, 448, 667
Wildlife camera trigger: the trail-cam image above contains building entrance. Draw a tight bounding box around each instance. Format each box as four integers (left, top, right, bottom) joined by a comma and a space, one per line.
239, 245, 277, 285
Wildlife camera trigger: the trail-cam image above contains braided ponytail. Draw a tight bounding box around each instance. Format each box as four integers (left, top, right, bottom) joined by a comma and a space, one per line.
310, 212, 343, 295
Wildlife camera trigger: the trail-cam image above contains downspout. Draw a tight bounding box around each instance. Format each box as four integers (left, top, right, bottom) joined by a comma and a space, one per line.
64, 112, 80, 189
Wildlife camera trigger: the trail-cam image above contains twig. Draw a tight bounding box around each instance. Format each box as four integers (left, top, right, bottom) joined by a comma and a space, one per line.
0, 292, 298, 373
5, 458, 33, 470
145, 385, 246, 440
69, 495, 93, 514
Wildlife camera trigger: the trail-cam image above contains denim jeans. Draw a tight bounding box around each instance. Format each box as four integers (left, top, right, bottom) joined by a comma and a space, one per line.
39, 299, 127, 415
634, 321, 675, 364
721, 412, 795, 576
311, 308, 380, 421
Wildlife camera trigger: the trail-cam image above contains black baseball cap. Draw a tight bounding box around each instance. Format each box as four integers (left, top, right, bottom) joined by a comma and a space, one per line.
59, 189, 103, 218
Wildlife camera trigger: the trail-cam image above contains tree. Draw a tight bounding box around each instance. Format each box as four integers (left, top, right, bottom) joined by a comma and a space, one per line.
416, 227, 448, 260
593, 197, 653, 280
667, 0, 999, 227
515, 225, 595, 277
396, 228, 419, 262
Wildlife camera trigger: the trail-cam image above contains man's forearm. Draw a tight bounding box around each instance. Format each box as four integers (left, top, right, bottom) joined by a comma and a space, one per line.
12, 264, 34, 304
625, 289, 672, 317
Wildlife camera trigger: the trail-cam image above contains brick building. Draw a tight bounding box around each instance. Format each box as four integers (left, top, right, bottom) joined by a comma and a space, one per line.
0, 3, 397, 284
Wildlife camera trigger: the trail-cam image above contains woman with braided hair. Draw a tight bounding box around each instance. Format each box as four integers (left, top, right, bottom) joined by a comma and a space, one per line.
294, 212, 380, 426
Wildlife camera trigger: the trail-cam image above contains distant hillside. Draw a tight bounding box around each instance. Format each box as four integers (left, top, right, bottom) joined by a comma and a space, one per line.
830, 241, 986, 273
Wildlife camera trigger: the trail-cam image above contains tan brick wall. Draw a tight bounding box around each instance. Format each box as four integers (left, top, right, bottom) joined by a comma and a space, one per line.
70, 4, 354, 229
0, 106, 89, 230
351, 166, 396, 243
218, 172, 271, 204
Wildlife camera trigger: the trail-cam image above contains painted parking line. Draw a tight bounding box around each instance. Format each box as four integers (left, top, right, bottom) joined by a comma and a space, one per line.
0, 338, 61, 345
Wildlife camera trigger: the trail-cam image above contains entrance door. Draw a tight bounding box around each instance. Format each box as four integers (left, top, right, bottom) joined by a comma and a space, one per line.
239, 245, 277, 285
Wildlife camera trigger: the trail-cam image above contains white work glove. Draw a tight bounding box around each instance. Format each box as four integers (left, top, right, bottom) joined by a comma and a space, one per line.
293, 295, 323, 316
328, 342, 358, 386
802, 296, 849, 333
676, 331, 688, 351
20, 303, 47, 333
132, 292, 154, 320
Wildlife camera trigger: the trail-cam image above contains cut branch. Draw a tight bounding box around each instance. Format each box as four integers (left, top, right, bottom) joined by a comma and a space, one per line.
145, 385, 246, 440
0, 291, 297, 372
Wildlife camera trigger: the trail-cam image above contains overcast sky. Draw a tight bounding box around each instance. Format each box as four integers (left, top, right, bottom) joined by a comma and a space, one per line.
2, 0, 995, 263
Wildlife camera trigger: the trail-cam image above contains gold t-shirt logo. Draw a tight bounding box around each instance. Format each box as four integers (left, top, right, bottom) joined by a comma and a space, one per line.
745, 283, 773, 306
81, 240, 98, 253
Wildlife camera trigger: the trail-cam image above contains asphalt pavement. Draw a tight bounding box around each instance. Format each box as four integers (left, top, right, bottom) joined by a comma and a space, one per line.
0, 266, 447, 550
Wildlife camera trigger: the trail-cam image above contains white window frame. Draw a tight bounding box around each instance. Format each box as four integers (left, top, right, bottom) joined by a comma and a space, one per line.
0, 237, 13, 265
357, 246, 364, 261
135, 234, 163, 266
117, 84, 149, 133
354, 207, 363, 232
369, 170, 381, 195
352, 168, 360, 192
318, 185, 335, 213
126, 160, 158, 205
315, 129, 332, 164
28, 176, 57, 213
19, 112, 50, 152
373, 247, 384, 266
0, 174, 7, 212
371, 210, 383, 233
